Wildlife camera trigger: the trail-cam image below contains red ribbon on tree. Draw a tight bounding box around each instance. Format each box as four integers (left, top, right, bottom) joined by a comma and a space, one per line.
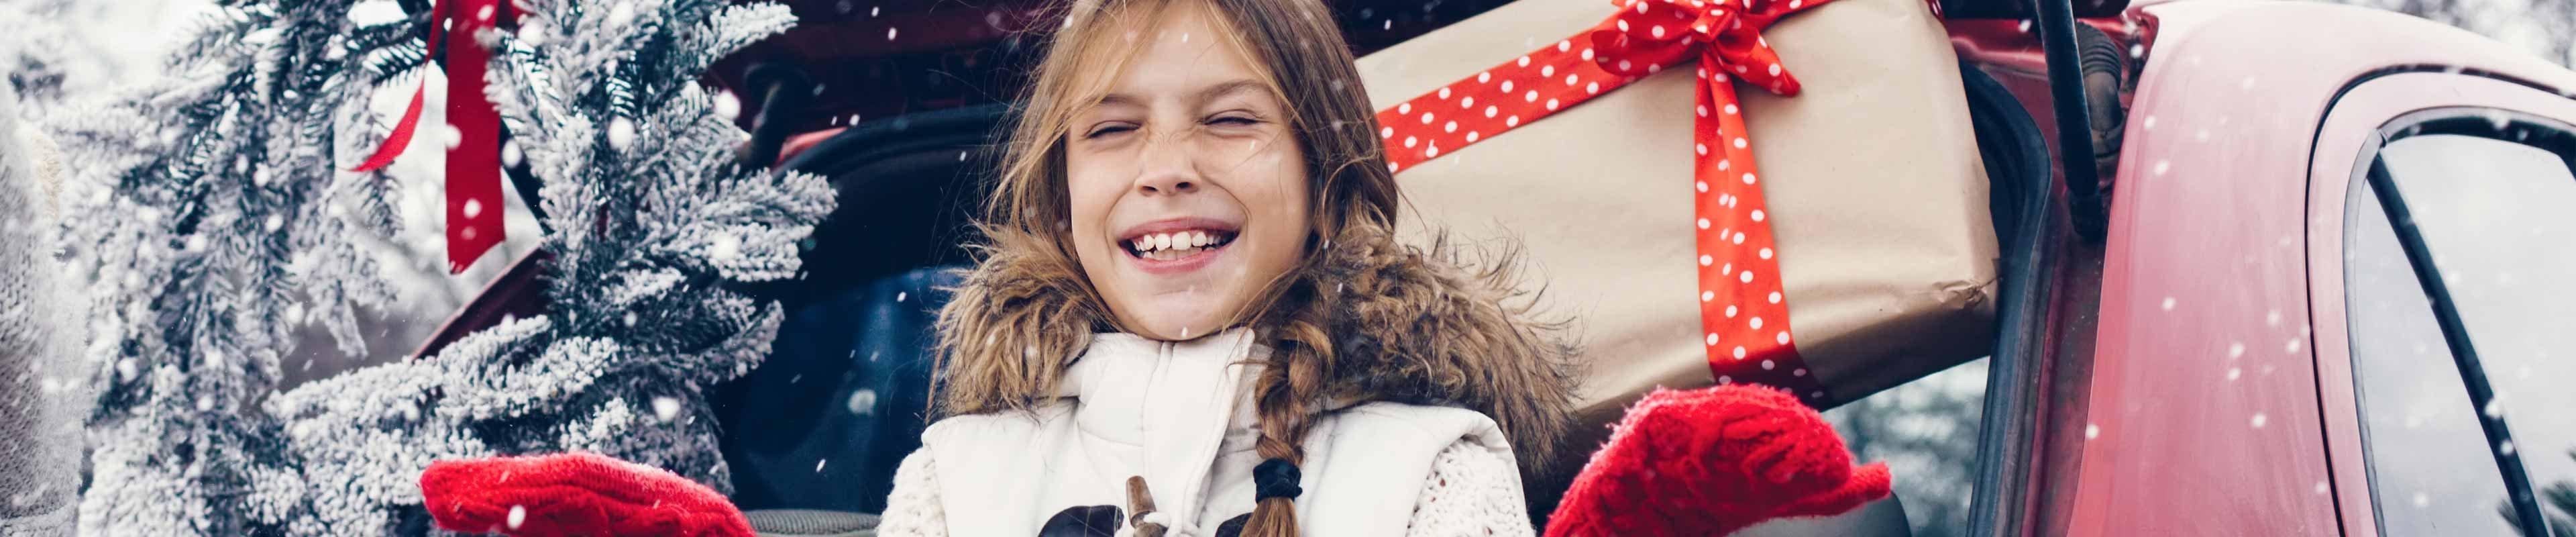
352, 0, 513, 275
1374, 0, 1837, 403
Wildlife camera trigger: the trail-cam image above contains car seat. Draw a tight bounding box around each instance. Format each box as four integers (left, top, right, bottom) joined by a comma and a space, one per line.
712, 104, 1004, 522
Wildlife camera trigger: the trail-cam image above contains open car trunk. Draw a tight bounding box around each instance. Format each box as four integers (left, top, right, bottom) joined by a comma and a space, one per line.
408, 0, 2078, 531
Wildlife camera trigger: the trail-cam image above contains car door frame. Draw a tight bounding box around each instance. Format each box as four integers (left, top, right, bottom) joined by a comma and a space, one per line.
2307, 68, 2576, 537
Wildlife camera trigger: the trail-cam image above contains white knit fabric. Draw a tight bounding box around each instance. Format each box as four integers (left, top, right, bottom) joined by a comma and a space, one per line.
1, 84, 87, 537
874, 438, 1533, 536
877, 451, 945, 536
1406, 439, 1535, 536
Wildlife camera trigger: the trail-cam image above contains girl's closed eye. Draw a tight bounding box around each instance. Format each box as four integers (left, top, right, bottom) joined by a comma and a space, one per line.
1204, 113, 1263, 127
1083, 121, 1139, 140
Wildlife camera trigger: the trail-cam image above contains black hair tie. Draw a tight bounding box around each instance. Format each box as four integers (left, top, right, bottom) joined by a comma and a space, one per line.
1252, 458, 1303, 500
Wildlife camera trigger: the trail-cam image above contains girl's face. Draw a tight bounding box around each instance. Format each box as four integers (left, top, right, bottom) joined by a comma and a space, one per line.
1063, 7, 1311, 341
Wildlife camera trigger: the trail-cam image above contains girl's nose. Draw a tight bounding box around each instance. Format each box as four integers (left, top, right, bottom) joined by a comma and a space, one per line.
1132, 135, 1201, 196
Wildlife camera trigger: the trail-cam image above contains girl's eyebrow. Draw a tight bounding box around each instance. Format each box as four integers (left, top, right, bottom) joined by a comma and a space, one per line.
1091, 79, 1272, 109
1189, 79, 1271, 105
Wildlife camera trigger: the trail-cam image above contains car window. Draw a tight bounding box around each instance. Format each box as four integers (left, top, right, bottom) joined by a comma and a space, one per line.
2345, 131, 2576, 536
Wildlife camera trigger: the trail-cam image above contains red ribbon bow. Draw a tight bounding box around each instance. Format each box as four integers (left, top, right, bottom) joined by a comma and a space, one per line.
1373, 0, 1837, 404
352, 0, 513, 275
1590, 0, 1817, 95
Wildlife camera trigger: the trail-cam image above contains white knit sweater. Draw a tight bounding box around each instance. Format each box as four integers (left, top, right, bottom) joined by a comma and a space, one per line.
877, 330, 1536, 536
1, 86, 85, 536
885, 438, 1525, 534
877, 440, 1531, 536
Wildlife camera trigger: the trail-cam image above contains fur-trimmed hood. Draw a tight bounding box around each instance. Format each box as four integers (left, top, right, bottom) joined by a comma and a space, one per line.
932, 219, 1582, 475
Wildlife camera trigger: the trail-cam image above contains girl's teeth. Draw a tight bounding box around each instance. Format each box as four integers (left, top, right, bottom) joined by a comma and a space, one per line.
1130, 230, 1230, 255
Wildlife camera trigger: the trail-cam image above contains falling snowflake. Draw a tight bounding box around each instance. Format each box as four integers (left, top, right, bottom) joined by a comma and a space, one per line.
847, 389, 878, 416
606, 3, 637, 27
519, 17, 550, 45
709, 234, 741, 261
606, 117, 637, 150
714, 91, 741, 121
653, 397, 683, 422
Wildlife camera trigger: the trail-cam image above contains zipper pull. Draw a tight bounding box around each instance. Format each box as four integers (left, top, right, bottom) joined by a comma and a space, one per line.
1127, 476, 1170, 537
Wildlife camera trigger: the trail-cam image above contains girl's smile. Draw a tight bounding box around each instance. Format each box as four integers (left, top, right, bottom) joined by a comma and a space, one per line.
1117, 217, 1240, 272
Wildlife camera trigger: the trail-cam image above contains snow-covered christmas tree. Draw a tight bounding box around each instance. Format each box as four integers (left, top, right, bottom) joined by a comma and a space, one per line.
42, 0, 826, 534
44, 1, 428, 533
266, 0, 821, 532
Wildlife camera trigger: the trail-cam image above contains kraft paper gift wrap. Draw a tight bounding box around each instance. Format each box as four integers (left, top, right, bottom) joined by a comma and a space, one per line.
1355, 0, 1997, 424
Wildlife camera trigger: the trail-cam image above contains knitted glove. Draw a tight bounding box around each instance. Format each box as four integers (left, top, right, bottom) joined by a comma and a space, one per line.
420, 452, 753, 537
1545, 385, 1892, 537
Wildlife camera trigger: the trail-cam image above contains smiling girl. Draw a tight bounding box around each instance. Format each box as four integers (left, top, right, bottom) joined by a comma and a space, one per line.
872, 0, 1580, 534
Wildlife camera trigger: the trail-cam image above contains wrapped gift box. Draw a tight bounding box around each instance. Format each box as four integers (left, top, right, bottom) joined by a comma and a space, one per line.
1355, 0, 1996, 426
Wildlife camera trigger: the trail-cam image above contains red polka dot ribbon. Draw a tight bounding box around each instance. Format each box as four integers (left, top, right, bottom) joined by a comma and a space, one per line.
1376, 0, 1837, 404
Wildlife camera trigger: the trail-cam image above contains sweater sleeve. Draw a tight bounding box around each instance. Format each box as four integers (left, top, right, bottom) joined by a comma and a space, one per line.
875, 449, 949, 537
1, 86, 83, 537
1405, 438, 1536, 536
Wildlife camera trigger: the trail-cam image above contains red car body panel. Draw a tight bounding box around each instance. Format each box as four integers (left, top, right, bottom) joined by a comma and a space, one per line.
2072, 5, 2343, 534
2040, 1, 2576, 535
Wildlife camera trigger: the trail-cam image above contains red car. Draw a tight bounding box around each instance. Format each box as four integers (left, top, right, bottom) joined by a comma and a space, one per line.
421, 0, 2576, 533
1952, 0, 2576, 535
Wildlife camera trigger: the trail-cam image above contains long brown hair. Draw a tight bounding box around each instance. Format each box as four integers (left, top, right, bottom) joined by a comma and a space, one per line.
934, 0, 1578, 532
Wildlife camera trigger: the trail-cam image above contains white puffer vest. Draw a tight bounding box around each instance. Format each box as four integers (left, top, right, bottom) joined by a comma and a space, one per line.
918, 328, 1513, 536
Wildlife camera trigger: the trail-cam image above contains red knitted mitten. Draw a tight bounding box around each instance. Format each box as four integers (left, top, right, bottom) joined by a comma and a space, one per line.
1545, 385, 1892, 537
419, 452, 752, 537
